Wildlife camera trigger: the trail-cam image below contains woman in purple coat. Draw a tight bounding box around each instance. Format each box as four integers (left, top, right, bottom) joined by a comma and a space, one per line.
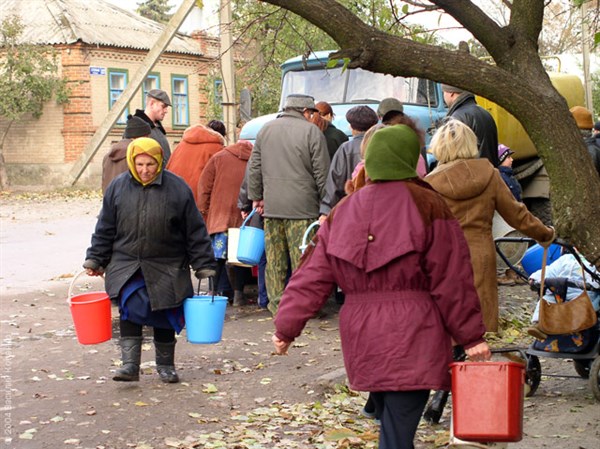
272, 125, 491, 449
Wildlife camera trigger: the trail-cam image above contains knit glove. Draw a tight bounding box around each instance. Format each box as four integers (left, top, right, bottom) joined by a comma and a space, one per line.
538, 226, 556, 249
195, 268, 217, 280
82, 259, 104, 275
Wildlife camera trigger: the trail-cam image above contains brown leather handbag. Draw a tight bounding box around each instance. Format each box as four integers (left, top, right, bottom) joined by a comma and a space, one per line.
537, 247, 598, 335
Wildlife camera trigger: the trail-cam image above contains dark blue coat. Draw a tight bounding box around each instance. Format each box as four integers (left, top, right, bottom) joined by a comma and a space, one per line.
498, 166, 522, 202
585, 136, 600, 175
85, 170, 215, 311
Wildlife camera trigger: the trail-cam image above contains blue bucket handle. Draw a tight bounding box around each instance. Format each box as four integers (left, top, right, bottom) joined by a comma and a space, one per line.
240, 208, 257, 229
299, 221, 321, 253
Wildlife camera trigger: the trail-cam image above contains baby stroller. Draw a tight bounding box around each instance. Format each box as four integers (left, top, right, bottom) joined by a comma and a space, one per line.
494, 237, 600, 401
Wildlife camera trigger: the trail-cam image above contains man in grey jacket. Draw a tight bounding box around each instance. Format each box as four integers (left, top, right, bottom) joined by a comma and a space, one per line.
248, 94, 329, 315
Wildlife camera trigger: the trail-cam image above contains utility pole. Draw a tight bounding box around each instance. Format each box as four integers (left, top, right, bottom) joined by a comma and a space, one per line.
68, 0, 197, 185
220, 0, 237, 144
581, 1, 593, 113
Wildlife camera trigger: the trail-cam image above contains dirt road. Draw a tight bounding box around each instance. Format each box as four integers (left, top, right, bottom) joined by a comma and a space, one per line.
1, 192, 598, 449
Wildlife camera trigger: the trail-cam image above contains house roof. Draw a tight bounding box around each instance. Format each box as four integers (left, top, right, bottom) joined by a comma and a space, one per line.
1, 0, 202, 56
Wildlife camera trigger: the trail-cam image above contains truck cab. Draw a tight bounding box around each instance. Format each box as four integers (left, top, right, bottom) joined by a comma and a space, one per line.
239, 51, 448, 145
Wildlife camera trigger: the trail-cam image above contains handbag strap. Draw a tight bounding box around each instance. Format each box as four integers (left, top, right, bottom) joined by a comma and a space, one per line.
539, 246, 589, 304
539, 247, 555, 302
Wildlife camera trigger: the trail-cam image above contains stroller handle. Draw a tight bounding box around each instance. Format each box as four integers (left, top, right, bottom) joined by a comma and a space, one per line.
495, 237, 600, 285
529, 278, 600, 295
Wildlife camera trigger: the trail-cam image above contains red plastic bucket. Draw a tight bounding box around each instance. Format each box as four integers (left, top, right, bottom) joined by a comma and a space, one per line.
450, 361, 524, 442
68, 271, 112, 345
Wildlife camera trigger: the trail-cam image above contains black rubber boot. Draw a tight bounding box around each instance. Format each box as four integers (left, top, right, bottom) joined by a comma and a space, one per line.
423, 346, 466, 423
113, 336, 142, 382
423, 390, 449, 424
155, 340, 179, 383
233, 290, 246, 306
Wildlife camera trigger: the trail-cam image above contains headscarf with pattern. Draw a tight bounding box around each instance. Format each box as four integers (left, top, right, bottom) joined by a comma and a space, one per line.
126, 137, 164, 186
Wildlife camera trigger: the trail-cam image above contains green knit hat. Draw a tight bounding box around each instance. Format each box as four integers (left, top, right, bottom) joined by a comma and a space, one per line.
364, 125, 420, 181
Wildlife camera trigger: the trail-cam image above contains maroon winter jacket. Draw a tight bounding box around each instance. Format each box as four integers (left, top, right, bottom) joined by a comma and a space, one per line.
274, 179, 486, 392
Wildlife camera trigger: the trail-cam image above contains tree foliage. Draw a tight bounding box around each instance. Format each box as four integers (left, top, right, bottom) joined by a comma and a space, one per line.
232, 1, 337, 116
0, 15, 70, 189
232, 0, 450, 116
136, 0, 174, 24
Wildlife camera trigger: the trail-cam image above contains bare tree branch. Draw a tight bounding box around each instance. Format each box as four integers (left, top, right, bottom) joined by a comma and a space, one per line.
428, 0, 509, 58
259, 0, 518, 102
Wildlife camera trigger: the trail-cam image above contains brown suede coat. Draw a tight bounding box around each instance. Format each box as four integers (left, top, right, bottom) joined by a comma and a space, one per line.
426, 159, 554, 332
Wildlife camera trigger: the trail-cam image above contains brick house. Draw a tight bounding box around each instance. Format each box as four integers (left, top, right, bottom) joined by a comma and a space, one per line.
0, 0, 221, 187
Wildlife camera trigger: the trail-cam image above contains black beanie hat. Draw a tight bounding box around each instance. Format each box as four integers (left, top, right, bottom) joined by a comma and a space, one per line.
124, 116, 152, 139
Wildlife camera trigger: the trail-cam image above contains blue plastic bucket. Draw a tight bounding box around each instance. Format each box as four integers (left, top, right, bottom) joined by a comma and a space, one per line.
520, 243, 562, 276
183, 295, 228, 344
237, 208, 265, 265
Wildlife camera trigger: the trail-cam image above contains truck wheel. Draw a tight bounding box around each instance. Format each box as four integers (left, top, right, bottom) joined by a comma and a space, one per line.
525, 198, 553, 226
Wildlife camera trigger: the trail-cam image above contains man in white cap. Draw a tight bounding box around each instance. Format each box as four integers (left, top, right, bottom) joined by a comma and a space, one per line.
247, 94, 330, 315
133, 89, 172, 162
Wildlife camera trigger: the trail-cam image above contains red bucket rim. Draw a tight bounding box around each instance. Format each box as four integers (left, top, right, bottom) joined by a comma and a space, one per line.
68, 292, 109, 306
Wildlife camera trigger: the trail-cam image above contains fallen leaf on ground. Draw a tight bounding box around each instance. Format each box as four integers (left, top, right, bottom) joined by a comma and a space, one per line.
202, 383, 218, 393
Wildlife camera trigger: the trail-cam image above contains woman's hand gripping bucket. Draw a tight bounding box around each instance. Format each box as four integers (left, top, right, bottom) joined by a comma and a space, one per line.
67, 270, 112, 345
236, 208, 265, 266
183, 277, 228, 344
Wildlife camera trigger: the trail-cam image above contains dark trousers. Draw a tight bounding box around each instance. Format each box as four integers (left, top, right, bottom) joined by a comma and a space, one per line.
119, 319, 174, 343
258, 252, 268, 307
371, 390, 430, 449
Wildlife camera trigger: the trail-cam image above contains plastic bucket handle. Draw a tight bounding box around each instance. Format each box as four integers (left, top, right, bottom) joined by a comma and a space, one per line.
240, 207, 257, 230
196, 276, 217, 303
68, 270, 105, 305
299, 221, 321, 253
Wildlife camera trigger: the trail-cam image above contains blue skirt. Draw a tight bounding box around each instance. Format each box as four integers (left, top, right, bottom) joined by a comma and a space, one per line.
211, 232, 228, 259
119, 271, 185, 334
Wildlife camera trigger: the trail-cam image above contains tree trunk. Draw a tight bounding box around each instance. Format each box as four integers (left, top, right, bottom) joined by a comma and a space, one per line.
258, 0, 600, 267
0, 121, 13, 190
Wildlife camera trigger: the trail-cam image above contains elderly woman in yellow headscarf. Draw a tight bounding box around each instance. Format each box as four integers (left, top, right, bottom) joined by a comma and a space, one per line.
84, 137, 216, 385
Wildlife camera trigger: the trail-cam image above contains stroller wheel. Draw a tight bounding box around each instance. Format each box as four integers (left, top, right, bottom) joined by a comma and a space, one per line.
589, 357, 600, 402
573, 359, 592, 379
525, 355, 541, 397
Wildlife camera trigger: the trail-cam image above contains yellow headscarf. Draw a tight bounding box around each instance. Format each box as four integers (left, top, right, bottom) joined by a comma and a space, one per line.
126, 137, 164, 186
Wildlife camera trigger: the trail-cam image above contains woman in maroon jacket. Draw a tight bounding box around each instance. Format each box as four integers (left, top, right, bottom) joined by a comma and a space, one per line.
272, 125, 491, 449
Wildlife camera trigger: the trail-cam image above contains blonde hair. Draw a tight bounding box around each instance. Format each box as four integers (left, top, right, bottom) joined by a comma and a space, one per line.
360, 123, 387, 159
429, 120, 479, 164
